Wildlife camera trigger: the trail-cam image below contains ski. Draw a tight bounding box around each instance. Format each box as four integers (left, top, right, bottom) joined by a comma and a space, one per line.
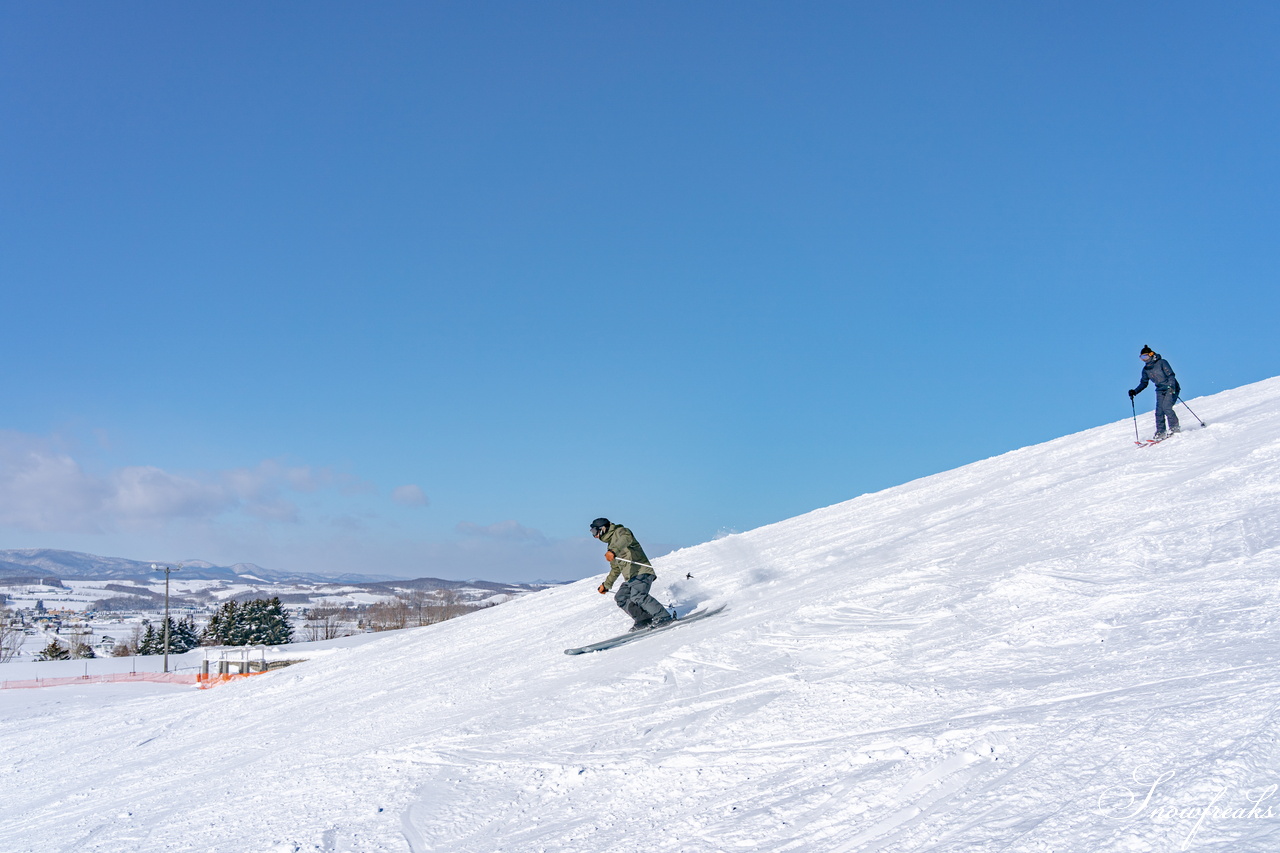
1135, 434, 1175, 448
564, 605, 726, 655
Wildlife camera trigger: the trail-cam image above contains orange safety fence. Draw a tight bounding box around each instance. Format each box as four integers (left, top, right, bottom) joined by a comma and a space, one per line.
195, 671, 271, 689
2, 672, 200, 690
2, 670, 273, 690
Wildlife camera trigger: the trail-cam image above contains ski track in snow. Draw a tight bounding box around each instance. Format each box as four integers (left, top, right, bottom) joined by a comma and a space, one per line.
4, 378, 1280, 852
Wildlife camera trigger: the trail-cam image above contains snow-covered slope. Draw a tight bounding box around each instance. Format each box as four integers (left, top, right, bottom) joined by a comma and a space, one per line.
5, 378, 1280, 852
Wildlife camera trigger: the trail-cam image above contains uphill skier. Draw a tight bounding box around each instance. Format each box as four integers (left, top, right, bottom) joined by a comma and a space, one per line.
1129, 345, 1181, 440
590, 518, 674, 632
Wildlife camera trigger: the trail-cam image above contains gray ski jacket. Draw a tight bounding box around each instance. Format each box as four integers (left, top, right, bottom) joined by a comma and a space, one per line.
1133, 353, 1180, 396
599, 524, 654, 591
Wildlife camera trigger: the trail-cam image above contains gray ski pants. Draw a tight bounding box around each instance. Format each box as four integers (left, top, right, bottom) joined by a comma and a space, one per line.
1155, 389, 1181, 434
614, 575, 670, 626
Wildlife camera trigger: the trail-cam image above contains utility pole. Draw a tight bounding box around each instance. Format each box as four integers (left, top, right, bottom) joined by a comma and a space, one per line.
151, 563, 182, 673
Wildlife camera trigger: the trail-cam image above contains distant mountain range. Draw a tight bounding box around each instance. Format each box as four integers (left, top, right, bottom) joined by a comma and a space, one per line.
0, 549, 561, 617
0, 549, 548, 594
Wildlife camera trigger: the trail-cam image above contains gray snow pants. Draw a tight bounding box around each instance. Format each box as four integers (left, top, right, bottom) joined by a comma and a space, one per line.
1155, 388, 1180, 434
614, 575, 670, 626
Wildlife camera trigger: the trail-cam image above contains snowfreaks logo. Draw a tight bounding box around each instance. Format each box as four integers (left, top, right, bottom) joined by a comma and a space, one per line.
1096, 765, 1279, 849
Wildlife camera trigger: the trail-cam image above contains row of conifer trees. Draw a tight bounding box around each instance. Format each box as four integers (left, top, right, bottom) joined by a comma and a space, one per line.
35, 597, 294, 660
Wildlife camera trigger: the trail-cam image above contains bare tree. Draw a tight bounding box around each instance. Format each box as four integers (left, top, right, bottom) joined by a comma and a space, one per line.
400, 590, 432, 627
428, 589, 470, 624
65, 625, 95, 659
349, 589, 486, 634
0, 607, 23, 663
365, 598, 411, 632
127, 622, 144, 654
302, 604, 351, 641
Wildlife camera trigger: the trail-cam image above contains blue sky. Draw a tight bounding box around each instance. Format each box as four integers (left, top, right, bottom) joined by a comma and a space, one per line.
2, 2, 1277, 582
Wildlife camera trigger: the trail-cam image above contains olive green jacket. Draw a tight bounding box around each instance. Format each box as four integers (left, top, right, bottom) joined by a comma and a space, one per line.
600, 524, 654, 591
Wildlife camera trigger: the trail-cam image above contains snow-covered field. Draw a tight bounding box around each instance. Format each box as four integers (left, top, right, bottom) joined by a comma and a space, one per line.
0, 628, 394, 687
1, 573, 538, 661
4, 377, 1280, 852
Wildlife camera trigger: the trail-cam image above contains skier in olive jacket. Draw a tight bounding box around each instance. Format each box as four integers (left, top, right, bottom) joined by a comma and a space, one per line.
590, 518, 674, 632
1129, 345, 1181, 439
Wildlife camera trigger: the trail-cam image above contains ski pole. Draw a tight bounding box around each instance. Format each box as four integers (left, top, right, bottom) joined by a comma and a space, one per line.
613, 557, 660, 573
1178, 395, 1207, 427
1130, 396, 1140, 442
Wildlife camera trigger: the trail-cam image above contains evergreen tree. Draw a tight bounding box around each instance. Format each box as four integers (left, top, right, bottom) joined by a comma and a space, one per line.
138, 617, 201, 655
268, 597, 294, 645
202, 600, 240, 646
202, 598, 292, 646
248, 598, 293, 645
138, 623, 159, 655
174, 615, 200, 652
35, 639, 69, 661
239, 600, 265, 644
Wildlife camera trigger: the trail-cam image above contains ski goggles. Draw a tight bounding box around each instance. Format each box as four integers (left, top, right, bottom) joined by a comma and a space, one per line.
1140, 353, 1153, 361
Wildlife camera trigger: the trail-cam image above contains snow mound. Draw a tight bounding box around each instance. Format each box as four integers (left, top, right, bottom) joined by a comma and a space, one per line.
4, 378, 1280, 852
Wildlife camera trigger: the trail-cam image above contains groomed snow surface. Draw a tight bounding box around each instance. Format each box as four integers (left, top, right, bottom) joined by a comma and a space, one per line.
5, 378, 1280, 852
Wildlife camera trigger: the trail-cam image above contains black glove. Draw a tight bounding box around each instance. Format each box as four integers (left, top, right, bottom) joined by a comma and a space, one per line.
1128, 389, 1137, 399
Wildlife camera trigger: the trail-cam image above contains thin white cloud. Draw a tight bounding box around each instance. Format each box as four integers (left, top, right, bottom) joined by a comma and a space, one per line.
0, 432, 365, 534
108, 466, 236, 522
0, 434, 109, 532
0, 431, 617, 583
456, 519, 546, 542
241, 499, 301, 524
326, 514, 368, 532
391, 484, 429, 507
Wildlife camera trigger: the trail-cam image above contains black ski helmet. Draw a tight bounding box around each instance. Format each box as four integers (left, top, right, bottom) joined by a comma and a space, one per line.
590, 517, 610, 536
